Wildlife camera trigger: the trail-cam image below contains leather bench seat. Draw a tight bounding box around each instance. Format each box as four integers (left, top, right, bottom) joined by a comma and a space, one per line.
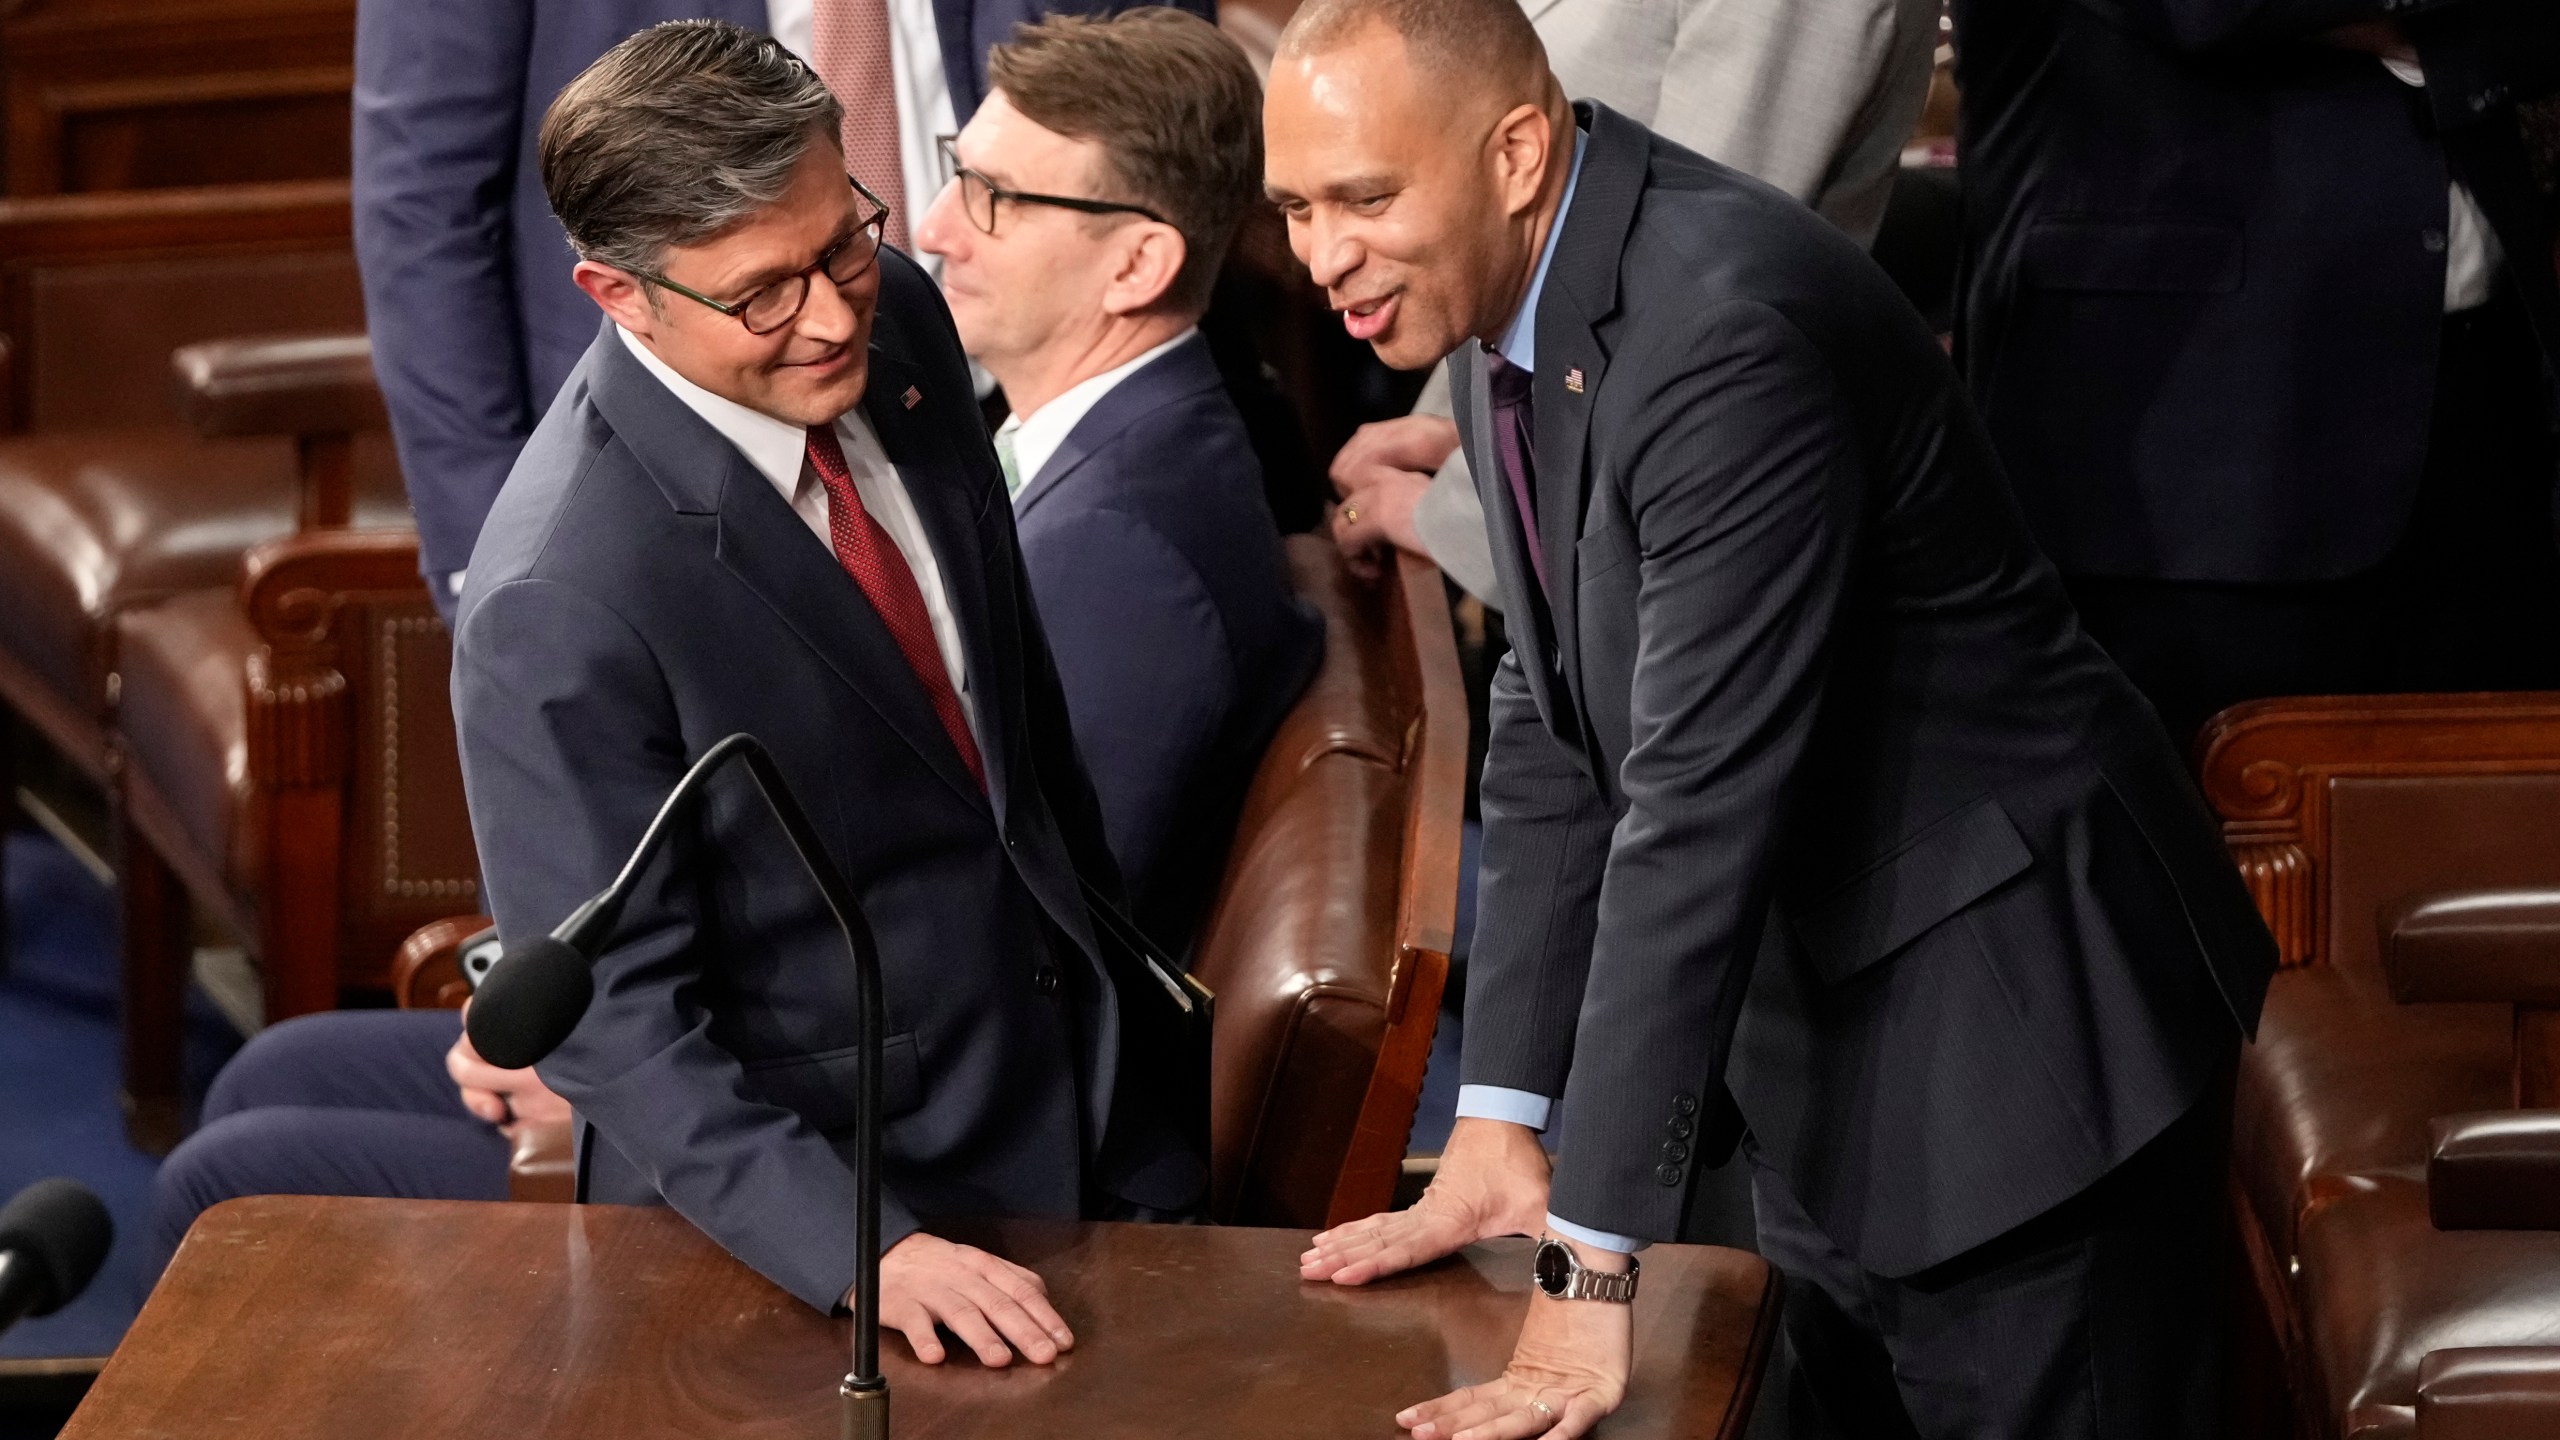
0, 428, 405, 769
2238, 965, 2512, 1266
112, 586, 261, 897
2292, 1173, 2560, 1440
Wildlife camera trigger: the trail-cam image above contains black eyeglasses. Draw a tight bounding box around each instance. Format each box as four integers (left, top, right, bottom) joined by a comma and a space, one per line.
640, 173, 893, 335
936, 137, 1167, 236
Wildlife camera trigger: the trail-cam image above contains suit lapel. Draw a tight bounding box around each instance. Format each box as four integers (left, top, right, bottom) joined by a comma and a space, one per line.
861, 345, 1018, 820
1012, 334, 1221, 518
1457, 343, 1565, 727
1533, 102, 1647, 729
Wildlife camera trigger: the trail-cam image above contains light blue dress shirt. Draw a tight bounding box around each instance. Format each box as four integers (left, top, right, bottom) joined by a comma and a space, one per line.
1447, 128, 1645, 1257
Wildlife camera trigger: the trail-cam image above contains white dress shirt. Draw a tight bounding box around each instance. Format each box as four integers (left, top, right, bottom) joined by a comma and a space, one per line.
768, 0, 958, 263
2381, 56, 2503, 313
617, 325, 979, 743
995, 327, 1200, 499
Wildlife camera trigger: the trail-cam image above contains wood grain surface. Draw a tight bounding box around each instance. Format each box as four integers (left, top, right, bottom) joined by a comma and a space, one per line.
65, 1196, 1775, 1439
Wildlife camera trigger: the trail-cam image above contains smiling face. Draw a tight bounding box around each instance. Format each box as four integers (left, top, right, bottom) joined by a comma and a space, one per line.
575, 140, 881, 426
1262, 24, 1559, 371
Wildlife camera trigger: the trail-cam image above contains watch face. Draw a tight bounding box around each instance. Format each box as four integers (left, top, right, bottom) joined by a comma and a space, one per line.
1534, 1240, 1573, 1297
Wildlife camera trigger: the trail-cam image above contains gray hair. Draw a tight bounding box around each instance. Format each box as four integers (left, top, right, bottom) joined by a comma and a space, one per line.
539, 19, 844, 277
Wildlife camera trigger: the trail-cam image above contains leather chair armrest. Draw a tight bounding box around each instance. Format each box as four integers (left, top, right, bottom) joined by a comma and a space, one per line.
2429, 1112, 2560, 1229
392, 916, 494, 1012
2383, 890, 2560, 1005
170, 333, 383, 440
2419, 1347, 2560, 1439
238, 526, 423, 624
509, 1120, 576, 1204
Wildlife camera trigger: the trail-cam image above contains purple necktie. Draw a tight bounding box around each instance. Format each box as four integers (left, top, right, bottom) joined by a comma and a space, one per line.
1486, 352, 1547, 596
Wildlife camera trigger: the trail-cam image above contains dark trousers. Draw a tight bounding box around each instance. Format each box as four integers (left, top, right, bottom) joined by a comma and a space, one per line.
147, 1009, 507, 1277
1747, 1077, 2233, 1440
2069, 290, 2560, 744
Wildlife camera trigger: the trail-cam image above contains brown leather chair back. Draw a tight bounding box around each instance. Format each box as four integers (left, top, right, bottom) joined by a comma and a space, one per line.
237, 530, 481, 1000
1189, 541, 1466, 1230
2200, 696, 2560, 981
2197, 694, 2560, 1435
0, 181, 361, 432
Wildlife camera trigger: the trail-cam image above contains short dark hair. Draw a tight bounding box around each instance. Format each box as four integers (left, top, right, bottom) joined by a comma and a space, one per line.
1277, 0, 1545, 96
539, 19, 843, 278
987, 9, 1261, 314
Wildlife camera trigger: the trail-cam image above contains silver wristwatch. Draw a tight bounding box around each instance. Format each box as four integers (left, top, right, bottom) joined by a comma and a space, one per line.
1532, 1236, 1640, 1303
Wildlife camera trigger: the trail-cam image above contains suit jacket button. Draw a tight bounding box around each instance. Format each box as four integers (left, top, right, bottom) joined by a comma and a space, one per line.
1666, 1115, 1694, 1140
1656, 1163, 1683, 1187
1662, 1140, 1690, 1165
1034, 965, 1061, 995
1672, 1093, 1698, 1117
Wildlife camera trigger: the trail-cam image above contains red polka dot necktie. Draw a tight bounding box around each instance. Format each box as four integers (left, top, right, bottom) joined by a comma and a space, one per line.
805, 423, 986, 791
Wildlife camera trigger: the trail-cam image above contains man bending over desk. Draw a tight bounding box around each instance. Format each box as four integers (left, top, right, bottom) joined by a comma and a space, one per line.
152, 21, 1201, 1368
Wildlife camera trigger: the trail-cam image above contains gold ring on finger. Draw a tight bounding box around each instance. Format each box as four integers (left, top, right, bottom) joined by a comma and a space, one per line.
1530, 1398, 1556, 1422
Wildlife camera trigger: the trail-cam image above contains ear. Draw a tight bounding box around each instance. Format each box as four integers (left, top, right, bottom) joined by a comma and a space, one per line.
573, 259, 663, 338
1487, 102, 1557, 220
1099, 222, 1190, 318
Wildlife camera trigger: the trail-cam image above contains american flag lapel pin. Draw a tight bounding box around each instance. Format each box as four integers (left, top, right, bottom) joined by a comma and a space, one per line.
901, 385, 923, 410
1564, 367, 1586, 394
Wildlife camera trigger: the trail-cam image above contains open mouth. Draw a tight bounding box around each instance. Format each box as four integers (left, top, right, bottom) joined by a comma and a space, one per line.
1338, 293, 1398, 342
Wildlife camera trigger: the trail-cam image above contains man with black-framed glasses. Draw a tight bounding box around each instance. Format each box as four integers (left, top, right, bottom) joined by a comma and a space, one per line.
144, 20, 1204, 1365
914, 10, 1319, 954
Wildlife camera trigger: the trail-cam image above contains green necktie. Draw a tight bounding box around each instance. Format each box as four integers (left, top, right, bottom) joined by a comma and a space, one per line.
995, 422, 1024, 499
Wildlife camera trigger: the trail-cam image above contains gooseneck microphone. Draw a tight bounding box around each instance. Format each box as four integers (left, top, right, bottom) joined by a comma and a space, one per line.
0, 1178, 113, 1337
463, 733, 891, 1440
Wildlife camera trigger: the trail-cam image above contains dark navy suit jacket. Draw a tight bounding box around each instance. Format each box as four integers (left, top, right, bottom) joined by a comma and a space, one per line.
1454, 104, 2277, 1276
352, 0, 1210, 586
1011, 334, 1322, 951
451, 251, 1197, 1313
1953, 0, 2557, 585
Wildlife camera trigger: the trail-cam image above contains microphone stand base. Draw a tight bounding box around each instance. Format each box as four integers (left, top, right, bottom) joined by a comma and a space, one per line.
841, 1375, 889, 1440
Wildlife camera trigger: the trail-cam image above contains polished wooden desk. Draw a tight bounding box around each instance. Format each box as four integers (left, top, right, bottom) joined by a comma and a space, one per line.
64, 1196, 1776, 1438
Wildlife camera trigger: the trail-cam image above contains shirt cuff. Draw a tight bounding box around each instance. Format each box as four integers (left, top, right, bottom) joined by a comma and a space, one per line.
1547, 1213, 1650, 1254
1454, 1085, 1552, 1131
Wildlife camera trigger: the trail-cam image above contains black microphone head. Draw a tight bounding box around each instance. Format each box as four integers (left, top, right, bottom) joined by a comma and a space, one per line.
466, 936, 596, 1070
0, 1178, 113, 1317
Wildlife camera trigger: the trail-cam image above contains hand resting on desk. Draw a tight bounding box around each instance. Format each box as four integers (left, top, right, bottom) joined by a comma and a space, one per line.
1301, 1117, 1551, 1285
867, 1232, 1078, 1368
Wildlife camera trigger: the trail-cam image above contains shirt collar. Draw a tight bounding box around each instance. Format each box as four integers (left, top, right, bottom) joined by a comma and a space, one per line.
1003, 326, 1198, 496
617, 324, 839, 504
1493, 126, 1588, 374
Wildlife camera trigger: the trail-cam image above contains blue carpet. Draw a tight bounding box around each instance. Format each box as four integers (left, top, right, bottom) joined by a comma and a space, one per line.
1, 824, 241, 1361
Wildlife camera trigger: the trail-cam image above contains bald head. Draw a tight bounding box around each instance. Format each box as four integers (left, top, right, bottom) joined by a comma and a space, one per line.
1278, 0, 1547, 108
1263, 0, 1572, 369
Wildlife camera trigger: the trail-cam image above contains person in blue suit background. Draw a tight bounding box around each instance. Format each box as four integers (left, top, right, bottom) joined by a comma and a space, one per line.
918, 10, 1322, 951
354, 0, 1211, 617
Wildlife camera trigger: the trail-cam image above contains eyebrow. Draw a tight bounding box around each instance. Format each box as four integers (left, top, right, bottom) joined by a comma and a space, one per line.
1282, 174, 1400, 204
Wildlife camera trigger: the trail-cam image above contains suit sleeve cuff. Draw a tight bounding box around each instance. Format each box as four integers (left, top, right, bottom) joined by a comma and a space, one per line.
1454, 1085, 1552, 1131
1546, 1213, 1650, 1254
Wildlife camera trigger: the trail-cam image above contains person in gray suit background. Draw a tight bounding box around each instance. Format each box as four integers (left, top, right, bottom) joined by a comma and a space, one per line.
1266, 0, 2275, 1435
1325, 0, 1944, 604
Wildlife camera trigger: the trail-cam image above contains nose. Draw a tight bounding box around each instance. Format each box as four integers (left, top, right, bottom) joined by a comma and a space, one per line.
795, 262, 864, 346
1298, 214, 1357, 293
915, 179, 965, 260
